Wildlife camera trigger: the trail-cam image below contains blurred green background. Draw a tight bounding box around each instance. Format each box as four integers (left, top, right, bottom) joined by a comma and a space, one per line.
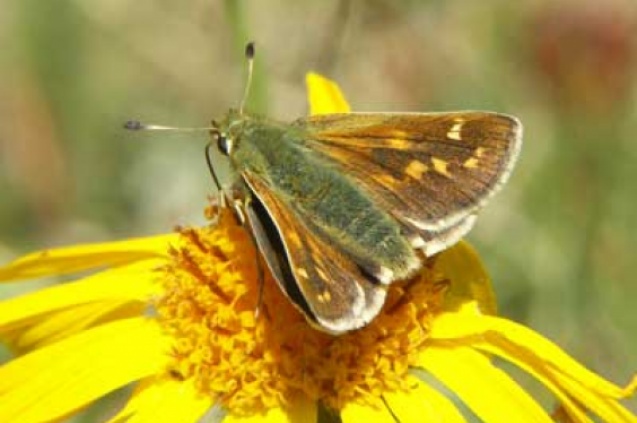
1, 0, 636, 418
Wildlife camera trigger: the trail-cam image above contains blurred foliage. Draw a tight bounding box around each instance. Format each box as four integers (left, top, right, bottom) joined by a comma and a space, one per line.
1, 0, 636, 418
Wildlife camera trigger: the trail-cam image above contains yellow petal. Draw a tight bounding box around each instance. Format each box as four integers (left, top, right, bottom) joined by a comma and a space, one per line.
0, 234, 176, 282
435, 240, 497, 315
341, 401, 397, 423
0, 259, 163, 333
0, 317, 170, 423
106, 377, 214, 423
428, 334, 593, 423
481, 342, 635, 423
306, 72, 351, 115
6, 300, 144, 353
384, 377, 467, 423
429, 309, 637, 422
546, 373, 636, 423
418, 346, 552, 423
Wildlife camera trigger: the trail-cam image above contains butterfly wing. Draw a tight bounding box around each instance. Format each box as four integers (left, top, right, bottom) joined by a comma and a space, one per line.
293, 111, 522, 255
242, 170, 387, 334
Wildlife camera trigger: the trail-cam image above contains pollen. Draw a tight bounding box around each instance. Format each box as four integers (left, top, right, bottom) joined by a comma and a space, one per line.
154, 206, 446, 415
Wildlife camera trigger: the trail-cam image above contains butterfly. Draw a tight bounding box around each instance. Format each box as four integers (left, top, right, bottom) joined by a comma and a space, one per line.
127, 43, 522, 334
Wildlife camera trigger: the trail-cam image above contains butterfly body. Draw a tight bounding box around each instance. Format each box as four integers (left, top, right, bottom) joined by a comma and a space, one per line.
218, 110, 419, 282
212, 108, 522, 334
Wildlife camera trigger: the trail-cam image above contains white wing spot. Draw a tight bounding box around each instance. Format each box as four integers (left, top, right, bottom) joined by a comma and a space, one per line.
296, 267, 309, 279
463, 157, 479, 169
386, 138, 411, 149
464, 147, 487, 168
318, 290, 332, 303
316, 268, 328, 281
447, 121, 464, 141
404, 160, 429, 180
431, 157, 452, 178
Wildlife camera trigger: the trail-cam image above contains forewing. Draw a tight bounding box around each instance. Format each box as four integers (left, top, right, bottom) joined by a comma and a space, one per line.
294, 112, 522, 237
242, 171, 386, 334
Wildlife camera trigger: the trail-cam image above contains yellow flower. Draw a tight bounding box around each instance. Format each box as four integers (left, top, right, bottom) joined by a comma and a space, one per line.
0, 73, 635, 423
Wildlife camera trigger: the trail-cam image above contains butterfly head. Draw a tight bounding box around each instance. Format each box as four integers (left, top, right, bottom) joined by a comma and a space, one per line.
212, 128, 233, 157
210, 109, 246, 157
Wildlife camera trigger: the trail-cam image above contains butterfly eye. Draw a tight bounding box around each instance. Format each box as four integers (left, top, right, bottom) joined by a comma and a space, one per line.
217, 133, 233, 156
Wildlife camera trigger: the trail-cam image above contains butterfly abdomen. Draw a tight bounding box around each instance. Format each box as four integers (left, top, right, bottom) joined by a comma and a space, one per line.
298, 175, 420, 283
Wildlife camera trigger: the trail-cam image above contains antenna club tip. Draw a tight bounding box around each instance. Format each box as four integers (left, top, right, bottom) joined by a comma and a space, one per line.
245, 42, 255, 59
124, 120, 145, 131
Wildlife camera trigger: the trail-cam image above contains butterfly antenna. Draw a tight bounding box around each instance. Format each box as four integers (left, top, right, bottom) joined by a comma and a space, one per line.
238, 42, 255, 115
123, 120, 215, 132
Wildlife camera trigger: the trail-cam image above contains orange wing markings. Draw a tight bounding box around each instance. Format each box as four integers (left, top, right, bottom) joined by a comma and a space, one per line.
300, 111, 517, 146
304, 138, 484, 224
298, 112, 520, 232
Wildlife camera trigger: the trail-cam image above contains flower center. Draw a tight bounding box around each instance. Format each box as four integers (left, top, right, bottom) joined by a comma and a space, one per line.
155, 208, 446, 415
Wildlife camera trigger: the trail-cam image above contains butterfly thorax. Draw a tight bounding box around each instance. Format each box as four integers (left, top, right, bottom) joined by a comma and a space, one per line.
220, 111, 420, 283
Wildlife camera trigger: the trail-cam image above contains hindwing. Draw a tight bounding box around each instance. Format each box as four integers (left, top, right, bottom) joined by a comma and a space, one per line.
242, 171, 387, 334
